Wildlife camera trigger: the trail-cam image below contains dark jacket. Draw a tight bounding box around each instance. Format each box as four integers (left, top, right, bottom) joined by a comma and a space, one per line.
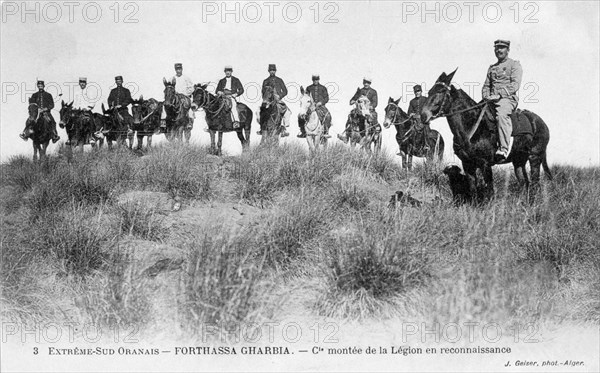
216, 76, 244, 96
408, 96, 428, 116
108, 86, 133, 109
350, 87, 378, 109
306, 83, 329, 105
29, 90, 54, 110
262, 76, 288, 99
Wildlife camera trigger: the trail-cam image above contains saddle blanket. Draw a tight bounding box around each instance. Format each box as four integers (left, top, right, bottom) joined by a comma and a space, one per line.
510, 109, 533, 136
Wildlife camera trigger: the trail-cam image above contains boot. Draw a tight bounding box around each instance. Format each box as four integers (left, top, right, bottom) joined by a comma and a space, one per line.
297, 132, 306, 138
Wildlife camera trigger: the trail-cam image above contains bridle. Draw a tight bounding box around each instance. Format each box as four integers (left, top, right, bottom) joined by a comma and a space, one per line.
193, 87, 226, 117
384, 102, 413, 128
429, 82, 487, 120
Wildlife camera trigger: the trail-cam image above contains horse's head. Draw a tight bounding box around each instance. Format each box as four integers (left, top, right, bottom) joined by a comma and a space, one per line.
383, 97, 408, 129
297, 86, 315, 119
421, 68, 457, 124
262, 86, 276, 107
59, 100, 74, 128
163, 77, 177, 107
131, 95, 145, 124
356, 95, 372, 118
191, 83, 209, 109
27, 103, 39, 121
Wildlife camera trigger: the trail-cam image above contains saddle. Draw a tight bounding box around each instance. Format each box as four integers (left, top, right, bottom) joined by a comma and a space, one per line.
485, 106, 533, 136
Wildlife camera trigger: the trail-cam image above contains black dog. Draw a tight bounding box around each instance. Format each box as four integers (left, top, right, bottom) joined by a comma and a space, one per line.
443, 165, 474, 205
388, 191, 422, 208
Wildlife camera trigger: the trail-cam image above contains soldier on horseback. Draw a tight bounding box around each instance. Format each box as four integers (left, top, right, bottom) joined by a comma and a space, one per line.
338, 76, 379, 143
171, 63, 196, 133
261, 64, 290, 137
20, 79, 60, 143
298, 73, 331, 139
407, 84, 430, 153
107, 75, 134, 134
73, 77, 97, 144
482, 39, 523, 163
216, 65, 244, 128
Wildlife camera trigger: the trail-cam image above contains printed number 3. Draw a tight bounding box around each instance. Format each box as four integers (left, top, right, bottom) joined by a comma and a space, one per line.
33, 347, 38, 355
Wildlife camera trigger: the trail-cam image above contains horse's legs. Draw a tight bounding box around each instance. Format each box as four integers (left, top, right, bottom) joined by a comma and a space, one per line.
40, 143, 48, 160
375, 133, 382, 153
209, 130, 216, 154
128, 132, 134, 149
32, 143, 38, 161
217, 132, 223, 156
236, 129, 246, 148
184, 127, 191, 143
244, 126, 251, 149
482, 164, 495, 201
147, 135, 152, 148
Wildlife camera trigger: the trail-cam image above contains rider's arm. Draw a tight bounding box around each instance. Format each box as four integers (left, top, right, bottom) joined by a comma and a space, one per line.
46, 93, 55, 110
279, 78, 288, 99
321, 86, 329, 105
235, 77, 244, 97
215, 79, 224, 95
482, 66, 492, 99
370, 91, 378, 109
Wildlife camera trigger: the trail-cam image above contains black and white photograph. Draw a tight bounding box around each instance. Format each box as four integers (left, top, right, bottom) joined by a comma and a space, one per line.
1, 1, 599, 372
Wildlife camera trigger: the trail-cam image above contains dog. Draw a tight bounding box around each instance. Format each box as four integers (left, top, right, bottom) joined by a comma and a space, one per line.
388, 191, 423, 208
443, 165, 474, 205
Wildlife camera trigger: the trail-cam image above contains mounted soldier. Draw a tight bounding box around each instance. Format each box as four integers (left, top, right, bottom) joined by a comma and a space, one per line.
338, 76, 379, 143
20, 79, 60, 143
171, 63, 196, 136
107, 75, 134, 135
407, 84, 430, 153
216, 65, 244, 128
482, 39, 523, 163
261, 64, 290, 136
73, 77, 97, 144
298, 73, 331, 139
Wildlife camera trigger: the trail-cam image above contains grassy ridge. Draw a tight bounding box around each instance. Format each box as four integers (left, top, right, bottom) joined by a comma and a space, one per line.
1, 144, 598, 340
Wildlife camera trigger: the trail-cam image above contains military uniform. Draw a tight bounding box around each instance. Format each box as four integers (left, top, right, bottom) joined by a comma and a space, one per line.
217, 69, 244, 124
408, 88, 430, 151
107, 79, 134, 129
341, 84, 379, 140
299, 81, 331, 136
482, 42, 523, 157
21, 81, 60, 142
261, 64, 290, 133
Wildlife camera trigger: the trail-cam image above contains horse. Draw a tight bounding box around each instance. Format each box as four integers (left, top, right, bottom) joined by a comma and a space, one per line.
420, 69, 552, 202
25, 103, 52, 160
101, 103, 132, 149
383, 97, 444, 170
131, 96, 163, 150
343, 96, 382, 153
258, 85, 285, 146
298, 86, 330, 153
191, 84, 252, 155
163, 77, 192, 143
59, 100, 101, 152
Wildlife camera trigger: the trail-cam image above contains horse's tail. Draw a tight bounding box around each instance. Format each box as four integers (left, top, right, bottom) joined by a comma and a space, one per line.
542, 151, 553, 180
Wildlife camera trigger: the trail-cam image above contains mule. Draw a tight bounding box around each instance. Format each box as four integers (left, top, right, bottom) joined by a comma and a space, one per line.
163, 77, 192, 143
257, 85, 286, 146
59, 101, 101, 152
192, 84, 252, 156
131, 96, 163, 150
342, 96, 381, 153
421, 69, 552, 202
298, 86, 330, 153
101, 103, 132, 149
25, 103, 52, 160
383, 97, 444, 169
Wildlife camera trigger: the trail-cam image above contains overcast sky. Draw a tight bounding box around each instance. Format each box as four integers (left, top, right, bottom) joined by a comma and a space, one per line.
1, 1, 598, 165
